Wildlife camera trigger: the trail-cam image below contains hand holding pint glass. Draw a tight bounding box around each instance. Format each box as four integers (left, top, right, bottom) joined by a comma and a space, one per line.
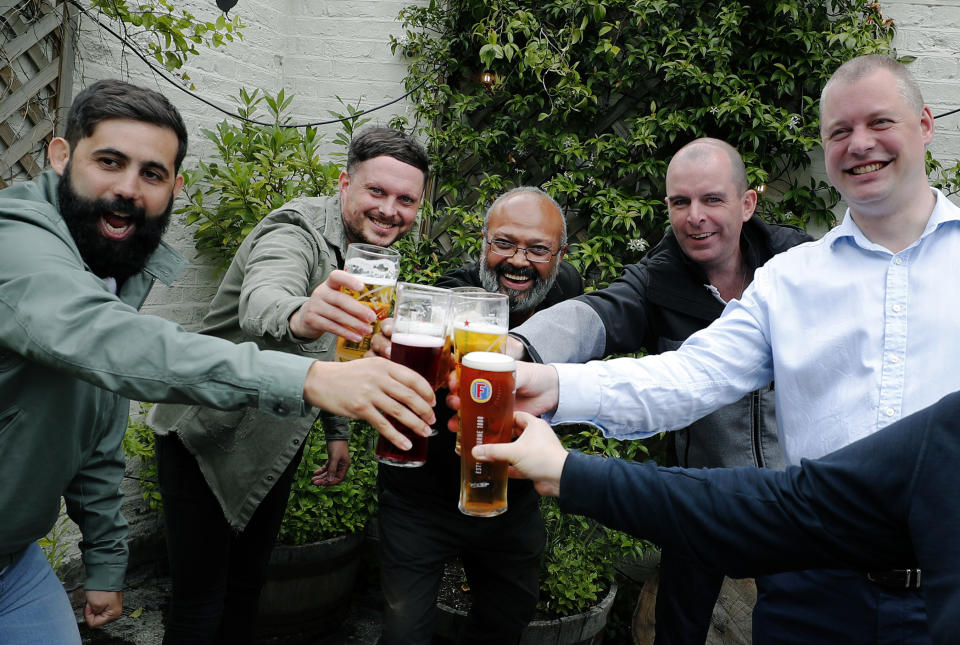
458, 351, 516, 517
335, 244, 400, 362
375, 282, 452, 467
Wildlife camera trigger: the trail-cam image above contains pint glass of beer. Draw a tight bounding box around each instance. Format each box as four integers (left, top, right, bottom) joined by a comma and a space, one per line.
458, 351, 515, 517
451, 292, 508, 452
435, 287, 485, 390
375, 282, 452, 467
334, 244, 400, 361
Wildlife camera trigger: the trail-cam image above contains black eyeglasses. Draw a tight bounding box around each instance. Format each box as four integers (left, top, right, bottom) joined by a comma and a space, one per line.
487, 238, 558, 263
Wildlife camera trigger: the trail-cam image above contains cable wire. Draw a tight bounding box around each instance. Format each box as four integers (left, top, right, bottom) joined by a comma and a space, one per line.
67, 0, 427, 129
67, 3, 960, 127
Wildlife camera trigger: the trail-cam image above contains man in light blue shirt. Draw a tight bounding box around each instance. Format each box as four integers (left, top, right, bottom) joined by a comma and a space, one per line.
504, 55, 954, 643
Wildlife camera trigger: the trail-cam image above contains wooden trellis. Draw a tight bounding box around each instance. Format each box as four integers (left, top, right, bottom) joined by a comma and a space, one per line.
0, 0, 74, 188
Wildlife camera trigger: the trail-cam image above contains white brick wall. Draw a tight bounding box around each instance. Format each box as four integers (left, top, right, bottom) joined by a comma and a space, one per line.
73, 0, 418, 326
886, 1, 960, 167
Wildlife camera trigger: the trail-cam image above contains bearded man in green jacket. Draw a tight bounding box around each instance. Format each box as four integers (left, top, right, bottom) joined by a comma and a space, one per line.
0, 80, 435, 645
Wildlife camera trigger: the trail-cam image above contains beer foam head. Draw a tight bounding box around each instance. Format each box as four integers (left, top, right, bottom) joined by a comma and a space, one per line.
453, 320, 507, 335
392, 332, 445, 348
394, 320, 446, 338
345, 256, 399, 281
462, 351, 515, 372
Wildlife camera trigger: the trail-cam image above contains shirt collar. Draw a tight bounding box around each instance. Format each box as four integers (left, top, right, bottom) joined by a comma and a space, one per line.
829, 187, 960, 253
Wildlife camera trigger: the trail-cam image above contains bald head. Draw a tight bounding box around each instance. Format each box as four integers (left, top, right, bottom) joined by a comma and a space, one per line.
480, 186, 567, 315
483, 187, 567, 246
669, 138, 749, 194
819, 55, 924, 126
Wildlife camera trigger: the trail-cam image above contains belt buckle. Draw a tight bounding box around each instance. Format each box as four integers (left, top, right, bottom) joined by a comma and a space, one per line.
867, 568, 922, 589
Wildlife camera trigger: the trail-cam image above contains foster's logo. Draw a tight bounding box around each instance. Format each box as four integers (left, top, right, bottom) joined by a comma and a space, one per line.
469, 378, 493, 403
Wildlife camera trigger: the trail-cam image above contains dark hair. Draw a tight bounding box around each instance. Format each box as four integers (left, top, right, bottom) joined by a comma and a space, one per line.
346, 126, 429, 183
64, 79, 189, 172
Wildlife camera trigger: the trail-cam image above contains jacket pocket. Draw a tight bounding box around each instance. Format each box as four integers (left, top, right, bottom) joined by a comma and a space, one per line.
0, 406, 22, 444
0, 349, 23, 373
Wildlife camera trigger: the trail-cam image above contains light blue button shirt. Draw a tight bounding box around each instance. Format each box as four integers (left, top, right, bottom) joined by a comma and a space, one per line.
553, 188, 960, 464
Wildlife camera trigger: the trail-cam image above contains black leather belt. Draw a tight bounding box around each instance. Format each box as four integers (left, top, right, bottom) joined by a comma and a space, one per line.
866, 568, 922, 590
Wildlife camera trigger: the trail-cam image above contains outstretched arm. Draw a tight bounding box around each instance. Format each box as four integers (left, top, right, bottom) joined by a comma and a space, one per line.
476, 410, 923, 578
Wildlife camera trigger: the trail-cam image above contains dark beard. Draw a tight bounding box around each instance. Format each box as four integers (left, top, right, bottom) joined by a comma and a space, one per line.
479, 254, 559, 314
57, 163, 172, 282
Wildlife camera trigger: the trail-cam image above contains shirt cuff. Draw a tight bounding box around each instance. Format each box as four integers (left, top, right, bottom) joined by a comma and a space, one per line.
83, 561, 127, 591
256, 351, 315, 417
551, 362, 603, 423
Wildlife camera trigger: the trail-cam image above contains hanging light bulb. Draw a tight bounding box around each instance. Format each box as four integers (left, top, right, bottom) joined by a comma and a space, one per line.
480, 71, 496, 89
216, 0, 238, 14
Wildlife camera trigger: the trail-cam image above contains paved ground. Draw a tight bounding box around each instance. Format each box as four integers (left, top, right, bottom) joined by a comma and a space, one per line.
77, 560, 385, 645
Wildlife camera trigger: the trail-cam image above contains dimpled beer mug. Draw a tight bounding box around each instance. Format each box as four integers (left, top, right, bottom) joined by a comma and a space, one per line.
458, 351, 516, 517
451, 291, 508, 452
334, 243, 400, 361
375, 282, 452, 467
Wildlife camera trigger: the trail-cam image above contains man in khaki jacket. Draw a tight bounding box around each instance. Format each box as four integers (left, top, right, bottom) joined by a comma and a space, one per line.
150, 126, 431, 643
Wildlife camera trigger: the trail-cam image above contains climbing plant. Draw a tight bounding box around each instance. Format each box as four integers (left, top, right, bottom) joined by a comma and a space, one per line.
391, 0, 896, 286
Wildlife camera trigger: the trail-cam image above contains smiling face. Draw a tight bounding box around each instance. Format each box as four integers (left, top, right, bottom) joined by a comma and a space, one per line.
479, 191, 566, 314
48, 117, 184, 280
665, 146, 755, 274
820, 68, 934, 221
338, 155, 425, 247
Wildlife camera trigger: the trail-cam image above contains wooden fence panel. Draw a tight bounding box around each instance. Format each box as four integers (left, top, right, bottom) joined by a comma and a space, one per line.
0, 0, 71, 188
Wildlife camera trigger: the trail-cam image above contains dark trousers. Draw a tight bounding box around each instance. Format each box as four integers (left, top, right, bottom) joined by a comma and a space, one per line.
377, 480, 545, 645
654, 550, 725, 644
754, 569, 931, 645
156, 432, 304, 645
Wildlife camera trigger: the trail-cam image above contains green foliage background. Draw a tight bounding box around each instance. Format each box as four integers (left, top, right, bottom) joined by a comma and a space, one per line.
277, 421, 379, 545
391, 0, 895, 287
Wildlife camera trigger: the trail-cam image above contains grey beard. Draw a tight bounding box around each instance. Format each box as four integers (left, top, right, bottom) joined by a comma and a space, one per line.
479, 254, 559, 314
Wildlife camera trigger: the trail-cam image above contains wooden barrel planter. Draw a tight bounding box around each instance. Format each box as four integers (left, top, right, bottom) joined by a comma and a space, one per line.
257, 532, 364, 639
436, 582, 618, 645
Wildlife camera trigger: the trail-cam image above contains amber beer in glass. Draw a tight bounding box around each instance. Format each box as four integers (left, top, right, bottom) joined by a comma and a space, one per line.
458, 351, 515, 517
375, 283, 452, 467
451, 292, 509, 453
335, 244, 400, 362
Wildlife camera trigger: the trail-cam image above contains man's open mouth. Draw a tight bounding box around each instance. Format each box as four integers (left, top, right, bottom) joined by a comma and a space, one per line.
99, 212, 135, 241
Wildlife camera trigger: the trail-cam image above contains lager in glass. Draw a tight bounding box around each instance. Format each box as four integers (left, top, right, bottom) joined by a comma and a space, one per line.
334, 244, 400, 361
458, 351, 515, 517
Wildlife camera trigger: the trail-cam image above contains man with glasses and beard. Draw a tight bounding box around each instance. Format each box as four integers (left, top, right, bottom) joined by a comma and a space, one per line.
370, 186, 583, 645
0, 80, 436, 645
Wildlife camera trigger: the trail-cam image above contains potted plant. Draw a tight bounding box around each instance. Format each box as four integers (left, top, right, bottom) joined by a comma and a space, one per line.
257, 419, 379, 637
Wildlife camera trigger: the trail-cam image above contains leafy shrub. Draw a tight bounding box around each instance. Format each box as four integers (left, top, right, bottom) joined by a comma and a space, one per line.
533, 426, 651, 616
176, 89, 342, 273
123, 403, 162, 512
276, 420, 379, 545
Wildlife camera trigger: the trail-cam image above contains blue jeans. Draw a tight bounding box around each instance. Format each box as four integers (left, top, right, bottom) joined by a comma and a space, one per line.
0, 543, 80, 644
